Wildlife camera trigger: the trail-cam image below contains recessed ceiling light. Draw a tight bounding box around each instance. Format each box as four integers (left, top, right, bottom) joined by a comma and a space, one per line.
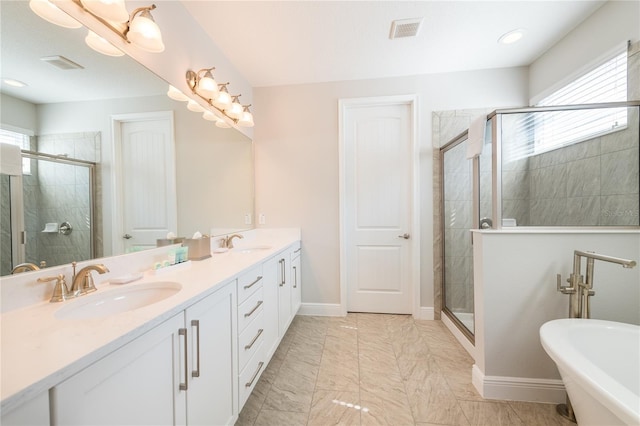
3, 79, 28, 88
498, 29, 525, 45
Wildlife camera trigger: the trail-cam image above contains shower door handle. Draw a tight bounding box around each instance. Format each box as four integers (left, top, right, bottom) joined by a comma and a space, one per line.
123, 234, 133, 239
398, 233, 410, 239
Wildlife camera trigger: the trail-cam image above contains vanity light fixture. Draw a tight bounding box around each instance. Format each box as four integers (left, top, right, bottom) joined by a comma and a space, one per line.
167, 85, 189, 102
187, 99, 205, 113
85, 30, 125, 57
80, 0, 128, 23
125, 5, 165, 53
225, 95, 244, 120
29, 0, 82, 28
184, 68, 254, 127
202, 111, 218, 121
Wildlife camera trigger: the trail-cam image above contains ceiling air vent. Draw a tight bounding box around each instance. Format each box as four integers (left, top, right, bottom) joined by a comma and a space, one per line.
389, 18, 423, 39
40, 55, 84, 70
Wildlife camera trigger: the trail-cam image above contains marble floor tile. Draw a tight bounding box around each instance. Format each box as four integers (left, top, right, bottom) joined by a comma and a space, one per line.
458, 400, 523, 426
236, 315, 572, 426
308, 390, 361, 426
253, 409, 309, 426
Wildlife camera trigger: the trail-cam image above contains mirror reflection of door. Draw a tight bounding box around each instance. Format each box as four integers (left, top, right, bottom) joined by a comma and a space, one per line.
114, 112, 176, 253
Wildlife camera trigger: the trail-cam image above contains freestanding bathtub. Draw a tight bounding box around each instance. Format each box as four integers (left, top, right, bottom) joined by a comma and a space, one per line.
540, 319, 640, 426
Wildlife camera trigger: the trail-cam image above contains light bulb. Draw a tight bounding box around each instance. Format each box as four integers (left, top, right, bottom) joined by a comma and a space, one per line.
127, 9, 164, 53
80, 0, 129, 23
238, 106, 254, 127
85, 30, 125, 57
29, 0, 82, 28
187, 100, 205, 112
225, 97, 243, 119
215, 120, 231, 129
167, 85, 189, 102
196, 70, 218, 99
212, 85, 232, 109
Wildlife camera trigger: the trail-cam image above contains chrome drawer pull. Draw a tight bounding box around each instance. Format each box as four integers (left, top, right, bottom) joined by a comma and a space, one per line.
245, 361, 264, 388
179, 328, 188, 391
191, 320, 200, 378
244, 276, 263, 290
293, 266, 297, 288
244, 328, 264, 350
244, 300, 263, 318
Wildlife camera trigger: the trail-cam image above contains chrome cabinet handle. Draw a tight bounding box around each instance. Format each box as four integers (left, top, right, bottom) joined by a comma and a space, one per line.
244, 276, 263, 290
244, 328, 264, 350
179, 328, 188, 391
294, 248, 301, 254
293, 266, 297, 289
278, 259, 285, 286
245, 361, 264, 388
123, 234, 133, 239
398, 233, 410, 239
191, 320, 200, 378
244, 300, 263, 318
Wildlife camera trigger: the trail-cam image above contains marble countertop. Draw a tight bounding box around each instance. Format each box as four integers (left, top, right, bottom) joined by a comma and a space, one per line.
0, 228, 300, 413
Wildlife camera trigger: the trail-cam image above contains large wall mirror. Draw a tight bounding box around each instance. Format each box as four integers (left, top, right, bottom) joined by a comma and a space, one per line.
0, 1, 254, 276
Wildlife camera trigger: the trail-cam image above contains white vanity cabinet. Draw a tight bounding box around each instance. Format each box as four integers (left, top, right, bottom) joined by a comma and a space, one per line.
50, 281, 237, 426
290, 244, 302, 315
1, 392, 49, 426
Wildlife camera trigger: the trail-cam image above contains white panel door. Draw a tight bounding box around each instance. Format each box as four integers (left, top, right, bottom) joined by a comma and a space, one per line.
117, 114, 176, 252
343, 102, 413, 314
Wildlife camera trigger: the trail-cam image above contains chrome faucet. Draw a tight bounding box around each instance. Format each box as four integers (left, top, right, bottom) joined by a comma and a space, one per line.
11, 262, 40, 274
222, 234, 244, 249
557, 250, 637, 319
71, 262, 110, 296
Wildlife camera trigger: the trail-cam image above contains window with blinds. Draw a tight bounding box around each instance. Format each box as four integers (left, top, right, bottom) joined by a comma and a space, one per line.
0, 128, 31, 174
503, 51, 628, 162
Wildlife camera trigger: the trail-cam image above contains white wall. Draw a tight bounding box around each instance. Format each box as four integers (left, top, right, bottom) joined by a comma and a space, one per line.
37, 95, 253, 255
473, 230, 640, 402
529, 0, 640, 104
0, 94, 37, 133
254, 67, 528, 309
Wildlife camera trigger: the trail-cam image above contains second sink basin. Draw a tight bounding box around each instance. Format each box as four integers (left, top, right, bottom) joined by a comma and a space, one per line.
55, 281, 182, 320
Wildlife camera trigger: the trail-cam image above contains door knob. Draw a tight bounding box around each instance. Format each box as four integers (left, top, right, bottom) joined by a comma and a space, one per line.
123, 234, 133, 239
398, 233, 410, 239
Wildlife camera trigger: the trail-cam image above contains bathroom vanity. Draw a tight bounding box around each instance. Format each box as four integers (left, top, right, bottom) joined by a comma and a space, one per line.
0, 229, 301, 425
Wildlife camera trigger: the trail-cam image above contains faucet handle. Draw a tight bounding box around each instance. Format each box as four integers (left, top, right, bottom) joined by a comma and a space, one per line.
38, 274, 73, 303
556, 273, 576, 294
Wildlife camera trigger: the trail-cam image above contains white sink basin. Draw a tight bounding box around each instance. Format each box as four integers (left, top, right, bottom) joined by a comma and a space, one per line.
55, 281, 182, 320
231, 245, 272, 254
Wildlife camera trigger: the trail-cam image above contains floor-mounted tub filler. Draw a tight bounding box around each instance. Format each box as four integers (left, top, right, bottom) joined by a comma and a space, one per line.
540, 319, 640, 426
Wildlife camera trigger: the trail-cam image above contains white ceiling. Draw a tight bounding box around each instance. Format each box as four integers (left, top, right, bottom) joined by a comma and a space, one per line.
181, 0, 606, 88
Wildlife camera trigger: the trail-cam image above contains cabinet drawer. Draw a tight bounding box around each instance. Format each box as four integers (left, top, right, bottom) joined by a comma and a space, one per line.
237, 265, 263, 304
239, 343, 265, 409
238, 286, 264, 332
238, 311, 265, 371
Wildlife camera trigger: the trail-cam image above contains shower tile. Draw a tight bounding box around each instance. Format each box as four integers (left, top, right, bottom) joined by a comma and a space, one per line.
601, 195, 640, 226
566, 157, 600, 197
600, 124, 637, 154
601, 147, 639, 195
443, 200, 472, 229
444, 229, 472, 258
444, 256, 471, 286
530, 199, 567, 226
566, 197, 600, 226
502, 199, 529, 226
501, 170, 530, 200
530, 165, 567, 200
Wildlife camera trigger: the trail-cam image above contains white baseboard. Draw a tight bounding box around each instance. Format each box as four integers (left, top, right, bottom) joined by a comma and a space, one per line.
472, 365, 566, 403
415, 307, 434, 320
298, 303, 343, 316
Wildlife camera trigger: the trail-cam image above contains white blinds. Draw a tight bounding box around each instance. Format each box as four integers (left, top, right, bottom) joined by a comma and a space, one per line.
503, 51, 628, 162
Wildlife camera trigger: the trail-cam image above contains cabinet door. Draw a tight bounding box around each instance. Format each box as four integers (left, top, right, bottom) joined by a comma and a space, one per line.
291, 248, 302, 315
185, 283, 237, 426
277, 256, 292, 335
261, 257, 280, 359
1, 392, 49, 426
51, 314, 186, 426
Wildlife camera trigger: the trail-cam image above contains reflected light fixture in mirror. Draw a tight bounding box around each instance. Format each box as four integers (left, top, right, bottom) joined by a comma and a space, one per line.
187, 99, 205, 113
85, 30, 125, 56
80, 0, 128, 23
185, 68, 254, 127
29, 0, 82, 28
167, 85, 189, 102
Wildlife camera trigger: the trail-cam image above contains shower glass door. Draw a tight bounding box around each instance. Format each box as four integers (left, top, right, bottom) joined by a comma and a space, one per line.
442, 135, 474, 336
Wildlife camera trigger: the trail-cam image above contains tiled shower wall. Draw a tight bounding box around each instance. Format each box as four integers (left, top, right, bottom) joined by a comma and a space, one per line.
23, 132, 102, 267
